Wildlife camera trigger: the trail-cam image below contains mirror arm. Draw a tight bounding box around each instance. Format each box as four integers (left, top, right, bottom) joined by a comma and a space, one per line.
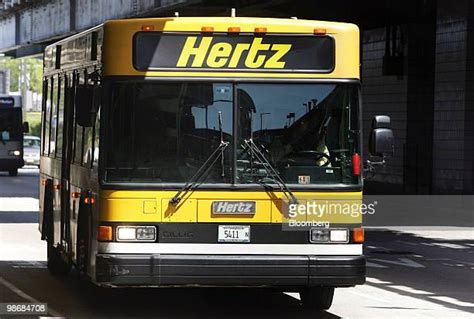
364, 157, 387, 175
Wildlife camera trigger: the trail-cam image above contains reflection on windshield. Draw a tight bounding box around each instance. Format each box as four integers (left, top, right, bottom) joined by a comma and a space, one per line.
24, 138, 40, 148
105, 82, 360, 185
106, 82, 233, 183
236, 83, 359, 185
0, 109, 22, 141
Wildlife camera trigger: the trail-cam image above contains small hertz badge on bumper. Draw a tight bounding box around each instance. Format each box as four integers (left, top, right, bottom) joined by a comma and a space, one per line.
212, 201, 256, 215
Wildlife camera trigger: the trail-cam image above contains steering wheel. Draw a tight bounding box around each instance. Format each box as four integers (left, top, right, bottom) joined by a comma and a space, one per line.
293, 150, 332, 167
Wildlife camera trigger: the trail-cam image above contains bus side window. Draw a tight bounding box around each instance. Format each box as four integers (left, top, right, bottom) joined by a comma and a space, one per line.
73, 71, 85, 165
42, 79, 50, 156
92, 68, 100, 168
82, 71, 95, 168
70, 72, 77, 164
56, 75, 66, 157
93, 108, 100, 167
50, 75, 59, 156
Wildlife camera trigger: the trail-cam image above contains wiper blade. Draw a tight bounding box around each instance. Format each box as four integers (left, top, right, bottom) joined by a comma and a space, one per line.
170, 112, 228, 206
170, 140, 229, 205
243, 139, 298, 205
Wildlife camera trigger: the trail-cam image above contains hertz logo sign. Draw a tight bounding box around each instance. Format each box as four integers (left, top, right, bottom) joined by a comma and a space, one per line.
176, 37, 291, 69
134, 33, 335, 72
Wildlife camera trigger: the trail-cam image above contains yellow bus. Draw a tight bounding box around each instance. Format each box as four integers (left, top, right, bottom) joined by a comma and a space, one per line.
39, 17, 393, 311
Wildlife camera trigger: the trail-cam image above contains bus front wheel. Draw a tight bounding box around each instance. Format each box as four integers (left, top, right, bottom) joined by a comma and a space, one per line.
47, 241, 71, 276
44, 194, 71, 276
299, 286, 334, 312
76, 208, 91, 279
8, 169, 18, 176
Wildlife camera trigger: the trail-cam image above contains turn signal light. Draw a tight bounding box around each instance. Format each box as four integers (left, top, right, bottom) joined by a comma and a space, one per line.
71, 192, 80, 199
254, 27, 267, 34
228, 26, 240, 33
352, 228, 365, 243
84, 196, 96, 204
98, 226, 113, 242
53, 184, 60, 190
201, 26, 214, 33
141, 25, 154, 31
313, 28, 327, 35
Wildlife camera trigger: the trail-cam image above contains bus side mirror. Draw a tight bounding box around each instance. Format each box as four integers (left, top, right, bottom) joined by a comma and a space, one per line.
76, 85, 100, 127
23, 121, 29, 133
369, 115, 394, 158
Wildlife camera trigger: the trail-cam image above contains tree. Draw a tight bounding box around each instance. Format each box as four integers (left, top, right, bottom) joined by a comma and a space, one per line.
0, 57, 43, 94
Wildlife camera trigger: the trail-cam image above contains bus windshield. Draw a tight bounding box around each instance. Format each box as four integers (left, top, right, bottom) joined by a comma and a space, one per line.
0, 109, 22, 142
104, 81, 360, 185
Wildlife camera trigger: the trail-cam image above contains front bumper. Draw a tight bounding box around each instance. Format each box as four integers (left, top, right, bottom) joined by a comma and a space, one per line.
0, 158, 24, 170
24, 156, 39, 166
96, 253, 365, 288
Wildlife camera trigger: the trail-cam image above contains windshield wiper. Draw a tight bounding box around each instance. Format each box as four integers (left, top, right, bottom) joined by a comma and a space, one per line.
243, 139, 298, 205
170, 112, 229, 206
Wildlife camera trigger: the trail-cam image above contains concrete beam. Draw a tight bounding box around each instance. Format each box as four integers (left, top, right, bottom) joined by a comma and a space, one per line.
0, 0, 192, 57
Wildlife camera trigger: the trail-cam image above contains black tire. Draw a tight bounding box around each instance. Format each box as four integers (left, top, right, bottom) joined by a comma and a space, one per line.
47, 240, 71, 276
8, 169, 18, 176
44, 185, 71, 276
76, 208, 90, 279
300, 287, 335, 312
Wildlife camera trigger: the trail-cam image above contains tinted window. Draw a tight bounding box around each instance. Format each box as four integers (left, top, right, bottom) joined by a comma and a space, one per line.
43, 78, 52, 155
24, 137, 40, 148
50, 76, 59, 156
235, 83, 359, 185
73, 72, 84, 164
103, 81, 360, 185
56, 76, 65, 157
106, 82, 233, 183
0, 109, 22, 141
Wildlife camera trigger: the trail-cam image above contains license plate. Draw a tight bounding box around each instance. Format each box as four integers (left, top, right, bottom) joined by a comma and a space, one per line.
218, 225, 250, 243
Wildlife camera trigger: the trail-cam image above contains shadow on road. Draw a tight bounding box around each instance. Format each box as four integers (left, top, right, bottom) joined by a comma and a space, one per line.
365, 230, 474, 313
0, 262, 340, 318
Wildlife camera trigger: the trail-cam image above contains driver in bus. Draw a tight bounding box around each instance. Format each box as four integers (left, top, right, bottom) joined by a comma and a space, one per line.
0, 119, 11, 141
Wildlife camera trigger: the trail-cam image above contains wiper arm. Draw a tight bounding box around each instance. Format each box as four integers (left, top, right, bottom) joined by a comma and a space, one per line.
170, 112, 228, 206
243, 139, 298, 205
170, 140, 229, 205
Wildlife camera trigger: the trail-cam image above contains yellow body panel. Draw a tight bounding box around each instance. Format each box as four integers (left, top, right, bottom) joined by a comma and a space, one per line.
100, 190, 362, 224
103, 17, 360, 79
162, 198, 197, 222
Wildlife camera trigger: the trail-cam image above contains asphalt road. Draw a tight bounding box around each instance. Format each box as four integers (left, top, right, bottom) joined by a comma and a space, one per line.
0, 168, 473, 318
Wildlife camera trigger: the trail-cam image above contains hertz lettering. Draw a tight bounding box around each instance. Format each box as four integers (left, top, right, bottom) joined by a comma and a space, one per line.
212, 201, 256, 215
176, 37, 291, 69
134, 33, 335, 72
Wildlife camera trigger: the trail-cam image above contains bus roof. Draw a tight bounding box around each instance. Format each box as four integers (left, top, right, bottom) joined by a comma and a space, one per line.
45, 17, 360, 79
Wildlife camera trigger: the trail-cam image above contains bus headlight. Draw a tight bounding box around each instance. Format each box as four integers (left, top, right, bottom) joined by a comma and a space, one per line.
310, 228, 349, 243
116, 226, 156, 242
310, 228, 330, 243
8, 150, 21, 156
329, 229, 349, 243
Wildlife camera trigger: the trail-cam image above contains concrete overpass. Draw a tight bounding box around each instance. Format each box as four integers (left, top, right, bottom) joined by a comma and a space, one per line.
0, 0, 287, 57
0, 0, 196, 57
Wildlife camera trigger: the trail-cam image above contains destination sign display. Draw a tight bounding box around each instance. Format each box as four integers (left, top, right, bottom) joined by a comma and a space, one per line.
134, 32, 335, 72
0, 97, 15, 109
